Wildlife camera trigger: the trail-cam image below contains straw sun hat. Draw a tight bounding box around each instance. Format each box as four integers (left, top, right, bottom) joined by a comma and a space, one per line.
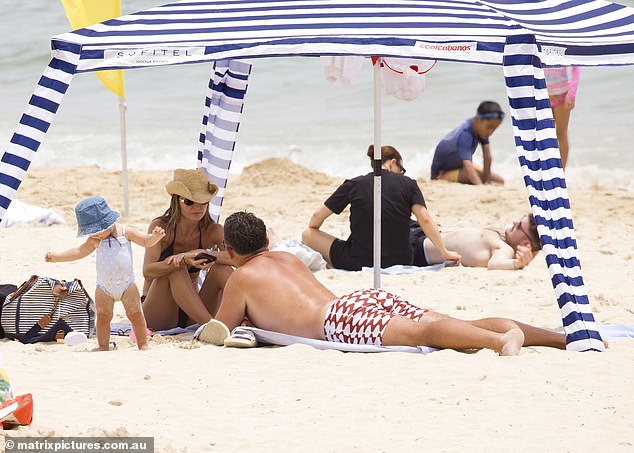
165, 168, 219, 204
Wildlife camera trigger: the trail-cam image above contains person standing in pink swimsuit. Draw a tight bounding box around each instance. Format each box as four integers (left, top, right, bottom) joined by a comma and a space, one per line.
543, 66, 580, 169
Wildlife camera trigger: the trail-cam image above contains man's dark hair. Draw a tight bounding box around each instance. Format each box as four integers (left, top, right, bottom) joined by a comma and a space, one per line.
527, 213, 542, 252
477, 101, 503, 115
224, 211, 267, 255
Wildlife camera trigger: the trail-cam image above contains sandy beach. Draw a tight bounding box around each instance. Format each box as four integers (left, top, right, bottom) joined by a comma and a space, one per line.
1, 159, 633, 452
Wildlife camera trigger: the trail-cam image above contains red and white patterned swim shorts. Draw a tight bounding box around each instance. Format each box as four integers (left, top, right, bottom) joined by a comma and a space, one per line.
323, 288, 428, 346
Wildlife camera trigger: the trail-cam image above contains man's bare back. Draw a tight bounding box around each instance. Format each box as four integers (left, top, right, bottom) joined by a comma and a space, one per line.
215, 250, 336, 339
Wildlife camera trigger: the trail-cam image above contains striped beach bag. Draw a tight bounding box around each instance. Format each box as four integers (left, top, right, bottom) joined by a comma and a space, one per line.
1, 275, 95, 343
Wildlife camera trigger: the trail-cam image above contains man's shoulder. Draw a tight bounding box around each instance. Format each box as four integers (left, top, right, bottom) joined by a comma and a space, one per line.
232, 251, 304, 282
240, 250, 296, 267
480, 228, 512, 249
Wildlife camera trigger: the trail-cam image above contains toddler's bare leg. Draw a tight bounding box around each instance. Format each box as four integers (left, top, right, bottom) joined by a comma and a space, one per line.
121, 284, 149, 350
94, 288, 114, 352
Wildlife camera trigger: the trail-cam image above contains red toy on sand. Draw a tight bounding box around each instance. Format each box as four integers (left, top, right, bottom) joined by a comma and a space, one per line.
0, 393, 33, 429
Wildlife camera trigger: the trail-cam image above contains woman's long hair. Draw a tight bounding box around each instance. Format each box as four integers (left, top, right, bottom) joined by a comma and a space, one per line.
155, 195, 213, 238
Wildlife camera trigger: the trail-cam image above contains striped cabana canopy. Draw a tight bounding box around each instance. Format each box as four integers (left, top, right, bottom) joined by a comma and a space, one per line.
3, 0, 634, 352
49, 0, 634, 69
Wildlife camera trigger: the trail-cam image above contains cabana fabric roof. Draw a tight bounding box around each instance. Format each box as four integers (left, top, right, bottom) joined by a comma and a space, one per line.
50, 0, 634, 68
4, 0, 634, 352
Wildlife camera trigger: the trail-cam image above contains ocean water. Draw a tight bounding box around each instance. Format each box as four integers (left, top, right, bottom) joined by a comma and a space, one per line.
1, 1, 634, 190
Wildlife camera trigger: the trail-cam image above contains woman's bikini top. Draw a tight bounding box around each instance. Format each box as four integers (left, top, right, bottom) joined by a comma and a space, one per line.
159, 224, 204, 274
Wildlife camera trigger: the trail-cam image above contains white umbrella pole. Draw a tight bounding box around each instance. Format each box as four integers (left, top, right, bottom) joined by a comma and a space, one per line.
119, 95, 129, 217
372, 58, 382, 289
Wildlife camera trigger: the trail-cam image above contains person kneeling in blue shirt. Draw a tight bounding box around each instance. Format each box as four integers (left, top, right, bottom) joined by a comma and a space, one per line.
430, 101, 505, 185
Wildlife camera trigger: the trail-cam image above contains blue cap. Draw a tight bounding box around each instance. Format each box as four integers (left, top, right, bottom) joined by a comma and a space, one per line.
75, 196, 120, 237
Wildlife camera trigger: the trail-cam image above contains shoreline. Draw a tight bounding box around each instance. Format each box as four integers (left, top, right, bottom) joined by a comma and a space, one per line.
19, 157, 634, 194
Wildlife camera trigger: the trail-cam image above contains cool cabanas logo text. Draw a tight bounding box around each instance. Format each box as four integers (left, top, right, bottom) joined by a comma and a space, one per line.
414, 42, 477, 56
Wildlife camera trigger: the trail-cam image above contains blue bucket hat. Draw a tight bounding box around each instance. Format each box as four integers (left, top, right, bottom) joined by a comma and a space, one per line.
75, 196, 120, 237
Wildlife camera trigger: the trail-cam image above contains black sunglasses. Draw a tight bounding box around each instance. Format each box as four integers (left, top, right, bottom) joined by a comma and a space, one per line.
516, 217, 538, 248
395, 162, 406, 175
180, 197, 205, 206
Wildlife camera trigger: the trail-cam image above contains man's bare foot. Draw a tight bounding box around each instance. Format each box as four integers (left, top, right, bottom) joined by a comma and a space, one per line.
499, 329, 525, 356
138, 344, 149, 351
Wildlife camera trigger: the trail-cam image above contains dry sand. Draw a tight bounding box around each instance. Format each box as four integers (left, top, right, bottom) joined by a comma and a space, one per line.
1, 159, 633, 452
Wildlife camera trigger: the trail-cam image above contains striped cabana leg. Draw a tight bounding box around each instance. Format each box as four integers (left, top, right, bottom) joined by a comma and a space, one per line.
503, 34, 604, 351
0, 46, 79, 223
197, 59, 252, 223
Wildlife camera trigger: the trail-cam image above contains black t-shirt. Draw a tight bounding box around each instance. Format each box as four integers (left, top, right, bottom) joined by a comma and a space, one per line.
325, 170, 426, 265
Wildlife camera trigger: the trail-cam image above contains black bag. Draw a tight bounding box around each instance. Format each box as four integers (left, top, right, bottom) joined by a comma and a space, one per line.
1, 276, 95, 343
0, 284, 18, 338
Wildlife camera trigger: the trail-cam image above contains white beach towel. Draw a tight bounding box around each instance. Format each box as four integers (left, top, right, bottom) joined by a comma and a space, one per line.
272, 240, 327, 271
243, 326, 438, 354
114, 322, 634, 347
0, 200, 64, 228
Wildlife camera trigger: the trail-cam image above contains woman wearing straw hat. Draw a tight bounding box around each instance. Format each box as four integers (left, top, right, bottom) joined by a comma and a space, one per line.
141, 168, 233, 330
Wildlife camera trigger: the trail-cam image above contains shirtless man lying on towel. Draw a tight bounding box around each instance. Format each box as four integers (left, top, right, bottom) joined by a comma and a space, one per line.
197, 211, 565, 355
410, 213, 541, 270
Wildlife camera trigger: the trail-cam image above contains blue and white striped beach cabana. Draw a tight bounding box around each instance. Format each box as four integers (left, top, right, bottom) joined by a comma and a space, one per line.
3, 0, 634, 351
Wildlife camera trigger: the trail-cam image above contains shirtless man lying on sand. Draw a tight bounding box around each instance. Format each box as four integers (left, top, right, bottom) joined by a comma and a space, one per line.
197, 211, 565, 355
411, 213, 541, 270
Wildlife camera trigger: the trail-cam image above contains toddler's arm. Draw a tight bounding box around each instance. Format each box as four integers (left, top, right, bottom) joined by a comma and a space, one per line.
45, 238, 99, 263
126, 226, 166, 248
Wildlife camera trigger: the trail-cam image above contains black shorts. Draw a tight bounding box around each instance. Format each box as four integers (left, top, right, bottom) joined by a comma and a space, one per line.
409, 226, 429, 267
329, 239, 413, 271
329, 239, 366, 271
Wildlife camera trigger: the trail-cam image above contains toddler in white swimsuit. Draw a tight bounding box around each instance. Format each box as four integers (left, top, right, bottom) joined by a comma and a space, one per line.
45, 196, 165, 351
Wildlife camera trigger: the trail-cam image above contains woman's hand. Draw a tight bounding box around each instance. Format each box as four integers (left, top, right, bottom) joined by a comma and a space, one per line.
442, 250, 462, 265
192, 249, 217, 270
165, 252, 190, 268
166, 250, 216, 270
